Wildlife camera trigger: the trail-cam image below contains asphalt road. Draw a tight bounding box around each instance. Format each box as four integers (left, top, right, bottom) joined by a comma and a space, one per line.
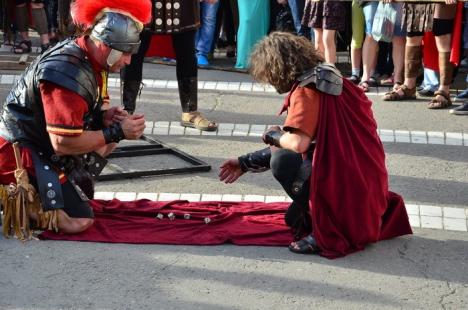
0, 62, 467, 309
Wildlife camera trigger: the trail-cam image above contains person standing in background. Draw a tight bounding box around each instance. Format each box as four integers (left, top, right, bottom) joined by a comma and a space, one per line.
196, 0, 220, 66
121, 0, 218, 131
302, 0, 346, 64
235, 0, 270, 69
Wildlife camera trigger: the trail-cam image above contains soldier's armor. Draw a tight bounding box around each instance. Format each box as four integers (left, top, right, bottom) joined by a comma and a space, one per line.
0, 38, 105, 210
151, 0, 200, 33
0, 38, 101, 158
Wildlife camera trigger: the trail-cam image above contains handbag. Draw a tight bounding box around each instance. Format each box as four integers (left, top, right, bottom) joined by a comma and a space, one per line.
371, 2, 397, 43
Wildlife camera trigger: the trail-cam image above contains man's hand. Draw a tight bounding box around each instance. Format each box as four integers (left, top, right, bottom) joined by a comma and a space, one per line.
120, 114, 146, 140
262, 125, 284, 147
103, 107, 129, 127
445, 0, 457, 4
219, 159, 245, 184
201, 0, 218, 4
277, 0, 288, 4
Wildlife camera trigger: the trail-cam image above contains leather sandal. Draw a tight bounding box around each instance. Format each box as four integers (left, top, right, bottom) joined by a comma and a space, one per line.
358, 81, 370, 92
427, 90, 452, 109
288, 234, 320, 254
13, 40, 31, 54
383, 84, 416, 101
181, 111, 218, 131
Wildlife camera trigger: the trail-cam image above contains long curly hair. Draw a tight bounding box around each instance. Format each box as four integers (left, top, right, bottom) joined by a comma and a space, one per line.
249, 32, 324, 94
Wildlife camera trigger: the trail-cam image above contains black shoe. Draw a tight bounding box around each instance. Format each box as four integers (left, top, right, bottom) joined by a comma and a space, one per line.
454, 89, 468, 102
347, 74, 360, 85
121, 80, 143, 113
417, 89, 435, 97
449, 102, 468, 115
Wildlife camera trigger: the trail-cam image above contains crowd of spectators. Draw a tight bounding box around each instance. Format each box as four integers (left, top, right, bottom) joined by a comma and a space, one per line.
1, 0, 468, 115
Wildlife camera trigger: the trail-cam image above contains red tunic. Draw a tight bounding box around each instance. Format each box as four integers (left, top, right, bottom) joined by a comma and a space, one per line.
0, 36, 106, 185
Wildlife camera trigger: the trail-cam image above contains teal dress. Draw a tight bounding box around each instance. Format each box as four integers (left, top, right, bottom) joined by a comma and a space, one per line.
235, 0, 270, 69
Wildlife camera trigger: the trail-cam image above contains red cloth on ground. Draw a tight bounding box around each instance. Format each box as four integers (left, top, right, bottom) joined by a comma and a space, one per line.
306, 79, 412, 258
423, 2, 463, 71
40, 199, 293, 246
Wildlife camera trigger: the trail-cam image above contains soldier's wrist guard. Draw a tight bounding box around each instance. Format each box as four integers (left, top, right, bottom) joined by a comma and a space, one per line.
238, 147, 271, 173
102, 123, 125, 144
263, 129, 284, 148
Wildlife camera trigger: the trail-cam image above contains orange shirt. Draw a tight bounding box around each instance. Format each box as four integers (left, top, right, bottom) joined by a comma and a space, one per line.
283, 85, 320, 139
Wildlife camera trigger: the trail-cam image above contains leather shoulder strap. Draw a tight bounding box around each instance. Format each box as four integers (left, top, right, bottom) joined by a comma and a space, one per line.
297, 63, 343, 96
36, 40, 98, 104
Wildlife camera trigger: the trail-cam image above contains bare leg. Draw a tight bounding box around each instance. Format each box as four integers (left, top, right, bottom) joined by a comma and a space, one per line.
361, 34, 378, 83
323, 29, 336, 63
393, 36, 423, 96
392, 36, 406, 85
351, 47, 362, 73
56, 210, 94, 234
435, 33, 452, 94
29, 208, 93, 234
313, 28, 324, 57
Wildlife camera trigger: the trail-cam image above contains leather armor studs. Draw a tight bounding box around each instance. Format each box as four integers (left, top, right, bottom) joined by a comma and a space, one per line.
154, 1, 181, 33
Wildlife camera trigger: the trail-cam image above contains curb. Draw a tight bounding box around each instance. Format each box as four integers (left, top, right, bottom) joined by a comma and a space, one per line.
140, 121, 468, 147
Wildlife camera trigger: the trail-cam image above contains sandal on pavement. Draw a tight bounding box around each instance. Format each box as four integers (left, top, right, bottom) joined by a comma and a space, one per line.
383, 84, 416, 101
367, 75, 379, 87
347, 74, 361, 85
288, 234, 320, 255
13, 40, 31, 54
427, 90, 452, 109
358, 80, 370, 92
181, 111, 218, 131
392, 81, 403, 91
380, 74, 394, 86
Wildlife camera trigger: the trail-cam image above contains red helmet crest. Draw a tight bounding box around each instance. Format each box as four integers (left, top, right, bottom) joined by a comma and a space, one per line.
71, 0, 152, 29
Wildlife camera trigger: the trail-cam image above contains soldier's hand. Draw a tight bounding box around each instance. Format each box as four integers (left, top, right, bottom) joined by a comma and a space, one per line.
103, 107, 129, 127
219, 159, 245, 184
120, 114, 146, 140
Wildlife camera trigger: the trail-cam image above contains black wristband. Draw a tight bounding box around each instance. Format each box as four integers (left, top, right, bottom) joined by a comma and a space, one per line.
102, 123, 125, 144
263, 130, 284, 148
238, 147, 271, 173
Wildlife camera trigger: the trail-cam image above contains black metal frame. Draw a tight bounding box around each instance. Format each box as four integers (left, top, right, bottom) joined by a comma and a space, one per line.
97, 136, 211, 181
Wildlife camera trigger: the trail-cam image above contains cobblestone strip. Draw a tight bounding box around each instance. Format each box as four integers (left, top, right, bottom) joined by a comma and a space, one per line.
0, 75, 456, 96
94, 191, 468, 232
142, 121, 468, 146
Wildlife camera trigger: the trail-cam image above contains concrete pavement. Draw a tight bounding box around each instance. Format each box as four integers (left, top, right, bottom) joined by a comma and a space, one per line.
0, 62, 467, 309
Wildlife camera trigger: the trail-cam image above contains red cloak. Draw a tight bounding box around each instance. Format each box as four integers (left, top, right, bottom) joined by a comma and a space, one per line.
283, 79, 412, 259
423, 1, 463, 71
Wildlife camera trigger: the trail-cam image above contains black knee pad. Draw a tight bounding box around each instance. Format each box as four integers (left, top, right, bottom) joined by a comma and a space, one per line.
406, 31, 423, 38
432, 18, 454, 37
270, 149, 301, 180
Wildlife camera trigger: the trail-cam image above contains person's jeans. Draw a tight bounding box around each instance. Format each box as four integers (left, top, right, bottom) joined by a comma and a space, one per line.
287, 0, 310, 38
196, 2, 220, 57
420, 68, 440, 92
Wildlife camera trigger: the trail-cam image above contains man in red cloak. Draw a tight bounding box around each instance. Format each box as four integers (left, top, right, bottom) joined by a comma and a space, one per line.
219, 32, 412, 258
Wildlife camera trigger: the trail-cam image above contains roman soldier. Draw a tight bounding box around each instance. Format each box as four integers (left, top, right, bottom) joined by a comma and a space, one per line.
0, 0, 151, 237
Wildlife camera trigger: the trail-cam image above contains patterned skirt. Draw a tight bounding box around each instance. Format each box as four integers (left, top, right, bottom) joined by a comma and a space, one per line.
302, 0, 346, 32
402, 2, 436, 33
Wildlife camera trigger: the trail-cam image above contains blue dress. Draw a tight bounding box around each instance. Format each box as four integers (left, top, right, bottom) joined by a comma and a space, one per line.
235, 0, 270, 69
